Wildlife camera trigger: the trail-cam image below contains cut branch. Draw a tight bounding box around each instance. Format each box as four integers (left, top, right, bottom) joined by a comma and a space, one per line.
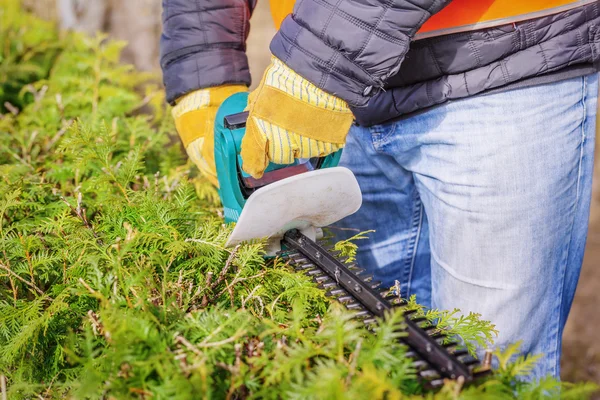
0, 262, 46, 297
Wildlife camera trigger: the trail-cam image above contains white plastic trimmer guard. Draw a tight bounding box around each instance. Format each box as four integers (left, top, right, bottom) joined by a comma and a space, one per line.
226, 167, 363, 255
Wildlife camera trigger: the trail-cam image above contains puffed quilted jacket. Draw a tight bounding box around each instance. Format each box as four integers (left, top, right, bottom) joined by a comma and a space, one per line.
160, 0, 600, 126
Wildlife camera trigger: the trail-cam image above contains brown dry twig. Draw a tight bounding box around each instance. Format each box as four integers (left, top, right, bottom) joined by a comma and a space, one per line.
59, 195, 101, 243
209, 270, 268, 304
1, 374, 7, 400
0, 262, 46, 297
174, 335, 204, 357
210, 245, 240, 291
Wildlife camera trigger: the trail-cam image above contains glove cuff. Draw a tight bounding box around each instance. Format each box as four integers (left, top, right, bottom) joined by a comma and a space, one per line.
265, 57, 349, 112
172, 85, 248, 119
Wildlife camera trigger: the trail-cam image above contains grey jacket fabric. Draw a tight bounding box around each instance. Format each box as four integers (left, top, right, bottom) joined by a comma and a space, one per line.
349, 2, 600, 125
160, 0, 256, 104
161, 1, 600, 126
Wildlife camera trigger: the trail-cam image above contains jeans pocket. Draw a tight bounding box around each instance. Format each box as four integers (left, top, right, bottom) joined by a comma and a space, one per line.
369, 121, 398, 151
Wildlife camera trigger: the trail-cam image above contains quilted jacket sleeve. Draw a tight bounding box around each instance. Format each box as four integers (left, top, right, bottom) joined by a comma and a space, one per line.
270, 0, 452, 107
160, 0, 256, 104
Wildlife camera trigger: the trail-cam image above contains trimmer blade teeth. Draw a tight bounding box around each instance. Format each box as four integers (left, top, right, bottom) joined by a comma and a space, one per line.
346, 302, 364, 310
307, 269, 324, 276
354, 310, 372, 318
452, 349, 469, 358
410, 317, 428, 325
315, 276, 332, 284
370, 281, 382, 290
405, 351, 417, 359
420, 369, 441, 380
429, 379, 445, 388
428, 332, 445, 340
284, 231, 484, 385
337, 295, 354, 303
290, 255, 310, 263
412, 360, 428, 370
443, 341, 459, 350
294, 263, 316, 271
328, 289, 347, 297
461, 356, 480, 366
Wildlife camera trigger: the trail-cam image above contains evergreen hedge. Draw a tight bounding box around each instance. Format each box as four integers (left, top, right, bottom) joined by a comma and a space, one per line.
0, 2, 597, 398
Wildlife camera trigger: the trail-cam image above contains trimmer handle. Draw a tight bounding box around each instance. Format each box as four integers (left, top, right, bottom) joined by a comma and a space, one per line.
223, 111, 249, 130
214, 93, 342, 223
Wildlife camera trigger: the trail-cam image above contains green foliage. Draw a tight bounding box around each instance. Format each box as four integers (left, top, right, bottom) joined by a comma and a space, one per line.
0, 0, 61, 112
0, 4, 597, 399
333, 230, 374, 264
402, 295, 498, 356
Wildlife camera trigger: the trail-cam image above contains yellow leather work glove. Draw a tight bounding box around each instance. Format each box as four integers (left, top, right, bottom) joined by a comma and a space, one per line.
172, 85, 248, 186
240, 57, 354, 178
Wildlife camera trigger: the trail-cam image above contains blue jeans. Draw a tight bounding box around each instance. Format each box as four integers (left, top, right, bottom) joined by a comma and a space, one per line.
335, 74, 598, 379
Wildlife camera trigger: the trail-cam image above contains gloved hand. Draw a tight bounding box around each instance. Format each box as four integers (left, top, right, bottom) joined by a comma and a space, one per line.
173, 85, 248, 186
241, 57, 354, 178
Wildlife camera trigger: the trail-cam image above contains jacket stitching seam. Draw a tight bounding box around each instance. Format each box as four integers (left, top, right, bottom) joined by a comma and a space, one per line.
539, 43, 550, 73
321, 52, 339, 88
195, 1, 209, 47
306, 0, 408, 46
284, 18, 304, 64
161, 44, 245, 68
356, 0, 393, 61
427, 43, 443, 76
425, 80, 433, 105
276, 30, 377, 90
500, 59, 510, 84
573, 22, 583, 60
511, 24, 520, 53
163, 6, 240, 24
320, 0, 344, 40
467, 33, 482, 68
590, 25, 598, 61
284, 20, 380, 85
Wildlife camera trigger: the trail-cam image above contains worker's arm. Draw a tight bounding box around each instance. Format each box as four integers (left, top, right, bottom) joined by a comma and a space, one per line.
240, 0, 452, 177
160, 0, 256, 104
160, 0, 255, 185
270, 0, 451, 107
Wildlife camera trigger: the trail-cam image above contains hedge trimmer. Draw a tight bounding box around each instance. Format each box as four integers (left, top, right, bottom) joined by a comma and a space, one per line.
213, 93, 491, 388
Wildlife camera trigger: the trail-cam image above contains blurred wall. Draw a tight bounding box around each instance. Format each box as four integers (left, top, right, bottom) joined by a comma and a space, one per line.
22, 0, 161, 71
21, 0, 276, 86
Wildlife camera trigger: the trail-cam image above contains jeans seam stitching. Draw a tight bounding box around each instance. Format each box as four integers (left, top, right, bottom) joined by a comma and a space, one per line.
402, 191, 422, 297
551, 74, 588, 376
406, 198, 424, 297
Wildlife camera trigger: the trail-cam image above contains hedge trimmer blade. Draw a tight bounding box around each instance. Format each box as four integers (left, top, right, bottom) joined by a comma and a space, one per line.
280, 229, 492, 388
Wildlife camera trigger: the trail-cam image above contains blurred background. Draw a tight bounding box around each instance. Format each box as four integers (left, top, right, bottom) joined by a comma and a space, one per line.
21, 0, 600, 390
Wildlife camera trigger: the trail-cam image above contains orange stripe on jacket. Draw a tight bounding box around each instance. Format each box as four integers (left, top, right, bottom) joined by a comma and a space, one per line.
269, 0, 587, 37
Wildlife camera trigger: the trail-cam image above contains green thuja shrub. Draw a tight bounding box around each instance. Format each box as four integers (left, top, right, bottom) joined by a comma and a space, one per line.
0, 0, 61, 113
0, 2, 598, 399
